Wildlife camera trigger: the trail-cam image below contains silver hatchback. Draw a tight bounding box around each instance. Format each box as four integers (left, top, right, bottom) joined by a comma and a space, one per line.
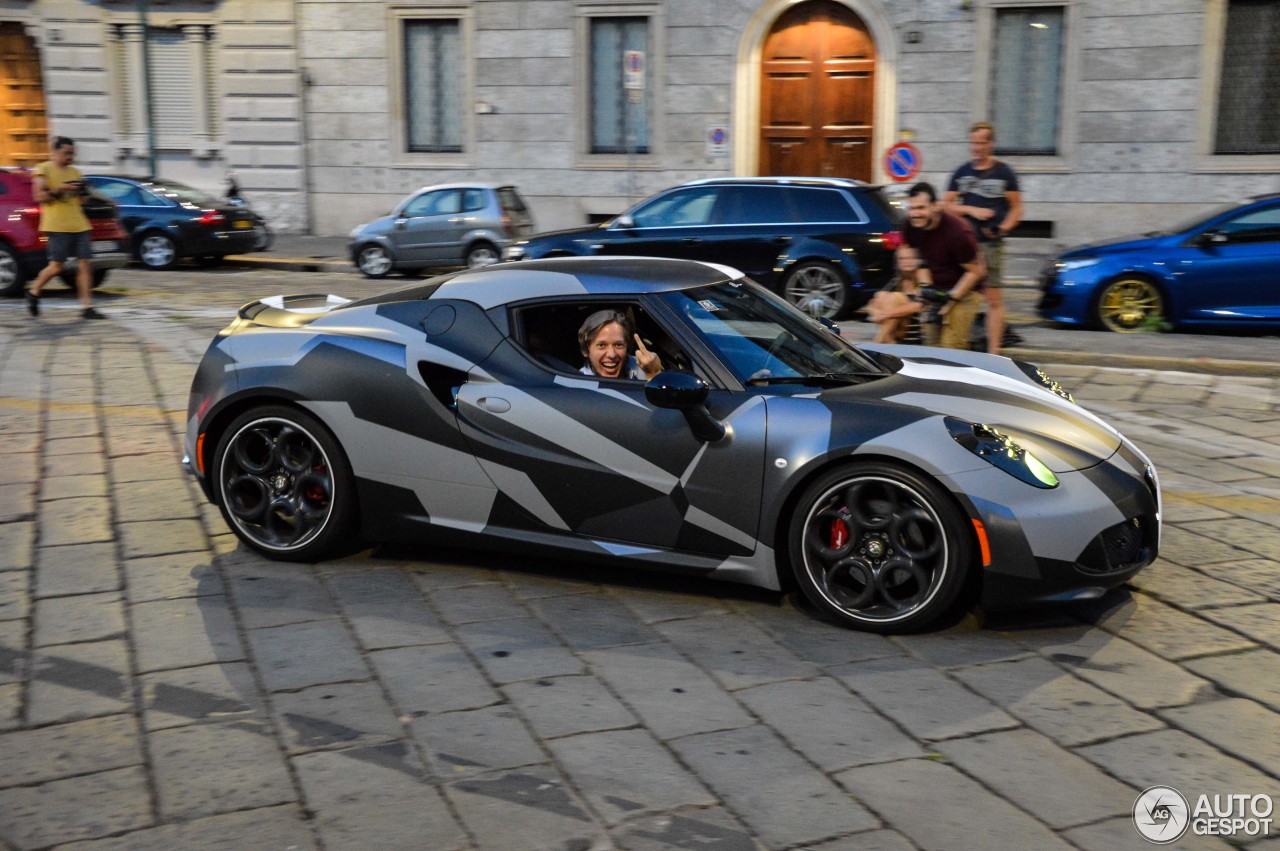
349, 183, 533, 278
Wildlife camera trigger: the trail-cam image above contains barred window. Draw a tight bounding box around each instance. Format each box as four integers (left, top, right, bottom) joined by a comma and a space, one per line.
989, 7, 1064, 156
404, 19, 463, 153
589, 17, 650, 154
1215, 0, 1280, 155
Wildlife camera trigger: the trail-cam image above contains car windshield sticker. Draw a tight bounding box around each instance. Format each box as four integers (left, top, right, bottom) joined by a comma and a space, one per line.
699, 300, 722, 312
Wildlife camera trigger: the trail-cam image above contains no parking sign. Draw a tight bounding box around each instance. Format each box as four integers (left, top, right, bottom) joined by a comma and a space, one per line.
884, 142, 922, 182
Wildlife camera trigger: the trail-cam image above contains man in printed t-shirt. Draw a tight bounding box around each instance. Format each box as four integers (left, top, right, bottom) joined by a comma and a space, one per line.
945, 121, 1022, 355
902, 182, 987, 351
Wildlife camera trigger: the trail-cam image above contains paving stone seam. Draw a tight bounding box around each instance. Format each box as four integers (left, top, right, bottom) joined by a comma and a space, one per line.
130, 332, 325, 850
1103, 586, 1270, 660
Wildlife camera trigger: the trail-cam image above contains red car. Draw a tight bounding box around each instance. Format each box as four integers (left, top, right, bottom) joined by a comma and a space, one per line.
0, 167, 130, 297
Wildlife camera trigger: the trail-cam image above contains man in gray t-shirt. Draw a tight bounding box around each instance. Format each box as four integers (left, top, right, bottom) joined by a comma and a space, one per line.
945, 121, 1022, 355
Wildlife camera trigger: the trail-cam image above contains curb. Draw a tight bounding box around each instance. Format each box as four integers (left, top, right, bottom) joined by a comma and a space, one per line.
1002, 348, 1280, 379
223, 254, 352, 273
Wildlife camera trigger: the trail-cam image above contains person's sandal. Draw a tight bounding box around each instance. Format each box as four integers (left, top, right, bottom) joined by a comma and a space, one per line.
82, 307, 105, 320
25, 289, 39, 317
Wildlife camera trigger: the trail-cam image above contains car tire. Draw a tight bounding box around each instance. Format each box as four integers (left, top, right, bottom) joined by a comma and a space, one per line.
0, 243, 27, 297
213, 405, 360, 562
782, 261, 851, 320
1093, 276, 1166, 333
465, 242, 500, 268
787, 461, 972, 633
253, 222, 274, 252
356, 243, 393, 278
58, 268, 110, 288
138, 231, 178, 270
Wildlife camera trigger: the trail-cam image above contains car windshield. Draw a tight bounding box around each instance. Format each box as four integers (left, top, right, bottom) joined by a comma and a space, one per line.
1165, 201, 1244, 235
660, 281, 885, 385
146, 182, 222, 207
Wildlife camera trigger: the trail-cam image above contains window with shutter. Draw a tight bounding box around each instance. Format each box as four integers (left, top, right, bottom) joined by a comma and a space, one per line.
1215, 0, 1280, 154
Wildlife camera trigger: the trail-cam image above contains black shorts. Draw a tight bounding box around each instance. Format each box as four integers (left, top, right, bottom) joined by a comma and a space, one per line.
47, 231, 93, 263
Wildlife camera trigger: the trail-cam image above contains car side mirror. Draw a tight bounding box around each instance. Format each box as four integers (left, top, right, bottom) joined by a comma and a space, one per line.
645, 371, 726, 443
614, 214, 635, 230
817, 316, 841, 335
1197, 229, 1228, 246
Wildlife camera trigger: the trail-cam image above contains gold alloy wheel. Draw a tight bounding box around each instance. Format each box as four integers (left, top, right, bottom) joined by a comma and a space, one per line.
1097, 277, 1164, 333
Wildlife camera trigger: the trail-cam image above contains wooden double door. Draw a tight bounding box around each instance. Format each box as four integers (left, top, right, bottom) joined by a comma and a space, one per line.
760, 0, 876, 182
0, 23, 46, 168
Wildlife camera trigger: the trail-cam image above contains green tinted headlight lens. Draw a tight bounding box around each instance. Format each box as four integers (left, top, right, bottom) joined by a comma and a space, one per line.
945, 417, 1060, 489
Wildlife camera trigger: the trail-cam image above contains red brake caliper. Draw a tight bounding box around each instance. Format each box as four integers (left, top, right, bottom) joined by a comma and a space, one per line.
829, 512, 849, 550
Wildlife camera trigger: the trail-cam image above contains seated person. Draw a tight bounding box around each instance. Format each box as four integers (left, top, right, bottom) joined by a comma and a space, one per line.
578, 309, 663, 379
866, 245, 934, 344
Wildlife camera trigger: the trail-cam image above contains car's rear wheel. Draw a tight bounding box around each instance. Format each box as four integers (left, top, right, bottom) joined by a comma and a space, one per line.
788, 462, 971, 633
356, 243, 393, 278
465, 242, 500, 268
138, 232, 178, 270
1094, 277, 1164, 333
213, 405, 359, 561
0, 243, 27, 297
782, 262, 851, 320
253, 222, 274, 252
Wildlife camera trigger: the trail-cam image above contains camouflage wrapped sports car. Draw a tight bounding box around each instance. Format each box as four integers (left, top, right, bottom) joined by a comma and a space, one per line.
184, 257, 1160, 632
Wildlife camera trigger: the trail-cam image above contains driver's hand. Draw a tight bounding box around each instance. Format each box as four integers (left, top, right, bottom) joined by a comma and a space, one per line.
634, 334, 663, 378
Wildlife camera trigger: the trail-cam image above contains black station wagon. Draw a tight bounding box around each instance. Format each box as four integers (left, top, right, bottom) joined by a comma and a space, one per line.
503, 177, 903, 319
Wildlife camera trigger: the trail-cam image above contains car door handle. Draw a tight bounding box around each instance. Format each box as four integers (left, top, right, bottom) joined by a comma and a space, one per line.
477, 396, 510, 414
448, 217, 464, 224
682, 238, 702, 245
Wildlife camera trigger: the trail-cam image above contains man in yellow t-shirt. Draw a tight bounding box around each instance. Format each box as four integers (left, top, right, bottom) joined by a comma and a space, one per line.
26, 136, 103, 319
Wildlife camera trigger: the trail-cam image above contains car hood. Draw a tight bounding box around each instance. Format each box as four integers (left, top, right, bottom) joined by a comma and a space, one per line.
524, 223, 606, 244
1059, 232, 1170, 257
824, 349, 1123, 473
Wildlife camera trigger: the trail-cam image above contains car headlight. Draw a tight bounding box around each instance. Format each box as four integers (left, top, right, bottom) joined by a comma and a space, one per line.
503, 244, 526, 261
945, 417, 1059, 489
1014, 361, 1075, 404
1057, 257, 1100, 272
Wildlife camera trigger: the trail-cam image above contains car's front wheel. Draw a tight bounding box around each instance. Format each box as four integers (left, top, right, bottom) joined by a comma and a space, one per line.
213, 405, 359, 561
138, 232, 178, 269
1094, 277, 1165, 332
356, 243, 393, 278
782, 261, 851, 320
788, 462, 971, 633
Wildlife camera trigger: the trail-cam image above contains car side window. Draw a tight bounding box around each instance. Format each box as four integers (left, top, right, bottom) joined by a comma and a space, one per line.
404, 189, 462, 218
630, 188, 718, 228
712, 186, 798, 225
93, 181, 143, 206
462, 188, 487, 212
1216, 206, 1280, 242
515, 302, 697, 379
791, 188, 860, 224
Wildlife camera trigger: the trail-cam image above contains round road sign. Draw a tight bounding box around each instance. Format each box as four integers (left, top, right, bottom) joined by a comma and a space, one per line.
884, 142, 922, 183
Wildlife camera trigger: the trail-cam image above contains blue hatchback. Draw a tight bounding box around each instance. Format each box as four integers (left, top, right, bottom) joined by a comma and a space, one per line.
1038, 193, 1280, 332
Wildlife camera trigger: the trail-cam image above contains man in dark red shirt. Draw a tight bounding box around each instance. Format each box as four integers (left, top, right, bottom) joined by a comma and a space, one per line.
903, 182, 987, 350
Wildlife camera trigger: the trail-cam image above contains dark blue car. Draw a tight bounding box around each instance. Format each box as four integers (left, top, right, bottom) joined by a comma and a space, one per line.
1039, 193, 1280, 332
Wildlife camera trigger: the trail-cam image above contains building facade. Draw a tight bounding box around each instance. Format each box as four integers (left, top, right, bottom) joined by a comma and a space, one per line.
7, 0, 1279, 244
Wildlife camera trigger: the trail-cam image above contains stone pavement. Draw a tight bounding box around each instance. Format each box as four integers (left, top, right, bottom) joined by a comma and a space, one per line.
1, 271, 1279, 850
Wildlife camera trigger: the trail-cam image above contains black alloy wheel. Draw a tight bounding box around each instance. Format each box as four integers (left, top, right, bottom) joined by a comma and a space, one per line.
213, 405, 359, 561
788, 462, 971, 633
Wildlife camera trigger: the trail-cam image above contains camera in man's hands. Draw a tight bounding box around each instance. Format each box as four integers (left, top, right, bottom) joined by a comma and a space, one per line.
913, 287, 951, 324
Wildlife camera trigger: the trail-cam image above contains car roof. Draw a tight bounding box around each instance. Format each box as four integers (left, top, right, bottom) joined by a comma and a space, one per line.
355, 257, 740, 310
679, 176, 875, 190
409, 182, 512, 193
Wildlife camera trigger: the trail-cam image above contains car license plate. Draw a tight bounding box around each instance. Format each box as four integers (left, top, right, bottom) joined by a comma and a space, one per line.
233, 220, 252, 229
92, 241, 120, 253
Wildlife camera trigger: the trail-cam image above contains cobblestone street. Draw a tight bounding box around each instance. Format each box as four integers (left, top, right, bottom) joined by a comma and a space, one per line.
1, 266, 1278, 850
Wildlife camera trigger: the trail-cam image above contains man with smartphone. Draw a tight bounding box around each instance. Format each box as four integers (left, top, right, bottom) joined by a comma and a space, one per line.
26, 136, 103, 320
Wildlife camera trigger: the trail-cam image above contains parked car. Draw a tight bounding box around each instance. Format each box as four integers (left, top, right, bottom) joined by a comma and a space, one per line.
83, 175, 258, 270
348, 183, 533, 278
0, 167, 130, 297
183, 256, 1159, 634
504, 177, 903, 320
1039, 192, 1280, 332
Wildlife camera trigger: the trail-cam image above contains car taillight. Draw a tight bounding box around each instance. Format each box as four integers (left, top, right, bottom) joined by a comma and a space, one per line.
18, 206, 40, 224
882, 230, 904, 250
197, 210, 226, 226
500, 212, 514, 238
